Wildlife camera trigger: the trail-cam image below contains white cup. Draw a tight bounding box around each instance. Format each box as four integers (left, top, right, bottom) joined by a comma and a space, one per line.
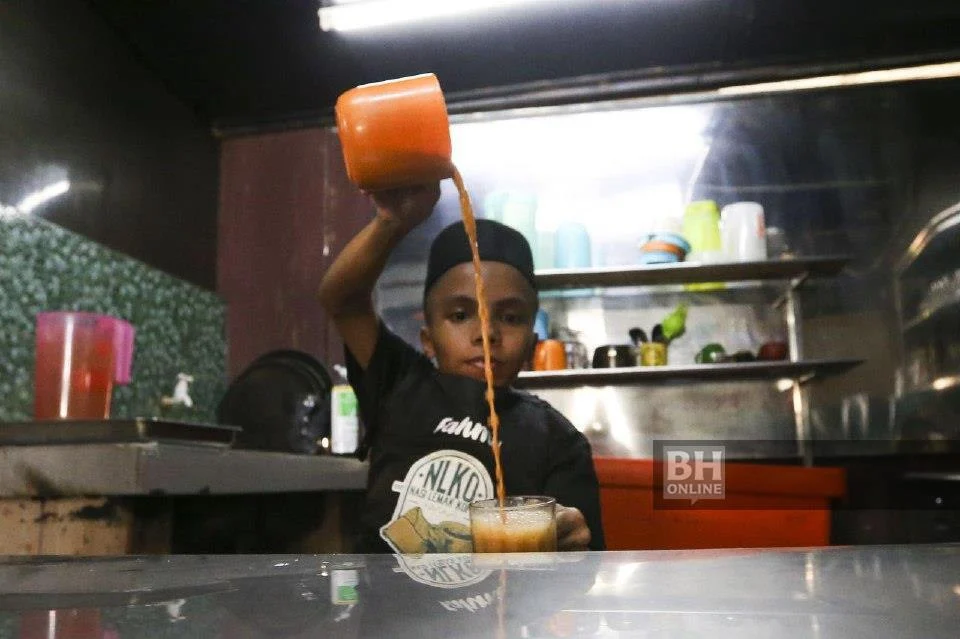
721, 202, 767, 262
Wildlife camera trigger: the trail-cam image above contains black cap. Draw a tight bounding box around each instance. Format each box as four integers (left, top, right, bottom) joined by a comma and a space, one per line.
424, 219, 536, 297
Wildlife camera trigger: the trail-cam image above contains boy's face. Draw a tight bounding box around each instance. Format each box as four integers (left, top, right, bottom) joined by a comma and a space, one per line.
421, 261, 537, 387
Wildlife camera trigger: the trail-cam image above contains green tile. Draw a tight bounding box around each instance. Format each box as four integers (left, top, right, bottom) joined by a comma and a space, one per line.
0, 214, 226, 422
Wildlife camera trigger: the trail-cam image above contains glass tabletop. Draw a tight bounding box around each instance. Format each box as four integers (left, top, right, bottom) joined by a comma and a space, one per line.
0, 544, 957, 638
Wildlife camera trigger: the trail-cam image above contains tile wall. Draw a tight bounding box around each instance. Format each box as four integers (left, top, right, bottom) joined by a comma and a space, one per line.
0, 214, 226, 423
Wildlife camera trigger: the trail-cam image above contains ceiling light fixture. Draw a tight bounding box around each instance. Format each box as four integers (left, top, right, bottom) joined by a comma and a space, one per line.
318, 0, 581, 32
717, 60, 960, 96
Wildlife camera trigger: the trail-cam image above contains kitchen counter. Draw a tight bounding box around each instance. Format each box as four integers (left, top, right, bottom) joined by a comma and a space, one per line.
0, 443, 369, 555
0, 442, 368, 497
0, 544, 957, 637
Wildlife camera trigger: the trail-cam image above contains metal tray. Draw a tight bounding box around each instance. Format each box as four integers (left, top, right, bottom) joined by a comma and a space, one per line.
0, 418, 241, 447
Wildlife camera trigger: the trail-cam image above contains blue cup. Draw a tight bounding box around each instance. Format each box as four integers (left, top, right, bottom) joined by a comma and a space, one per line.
553, 222, 592, 298
554, 223, 591, 269
534, 309, 550, 341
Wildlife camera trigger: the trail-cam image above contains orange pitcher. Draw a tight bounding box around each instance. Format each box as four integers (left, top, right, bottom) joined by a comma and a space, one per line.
335, 73, 453, 191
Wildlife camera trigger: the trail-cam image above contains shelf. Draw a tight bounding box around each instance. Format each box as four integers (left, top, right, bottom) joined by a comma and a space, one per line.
534, 256, 850, 290
514, 358, 864, 389
903, 296, 960, 333
0, 418, 240, 447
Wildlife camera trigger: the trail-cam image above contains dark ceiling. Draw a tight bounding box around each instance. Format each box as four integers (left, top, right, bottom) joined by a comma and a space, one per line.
86, 0, 960, 131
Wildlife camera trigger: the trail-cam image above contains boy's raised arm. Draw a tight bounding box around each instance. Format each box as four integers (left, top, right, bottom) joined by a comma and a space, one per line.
318, 183, 441, 369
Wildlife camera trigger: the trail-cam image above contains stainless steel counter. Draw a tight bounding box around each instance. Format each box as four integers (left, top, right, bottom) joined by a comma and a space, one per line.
0, 544, 956, 637
0, 443, 368, 497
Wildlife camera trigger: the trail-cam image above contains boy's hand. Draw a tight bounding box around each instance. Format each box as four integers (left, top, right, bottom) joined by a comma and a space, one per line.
370, 182, 441, 231
556, 505, 591, 551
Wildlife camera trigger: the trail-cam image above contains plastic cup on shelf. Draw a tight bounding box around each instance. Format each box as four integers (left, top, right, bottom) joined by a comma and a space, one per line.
721, 201, 767, 262
682, 200, 722, 260
553, 222, 593, 297
638, 342, 668, 366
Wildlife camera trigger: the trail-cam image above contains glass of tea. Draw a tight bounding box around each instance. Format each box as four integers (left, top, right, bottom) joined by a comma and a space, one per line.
470, 496, 558, 553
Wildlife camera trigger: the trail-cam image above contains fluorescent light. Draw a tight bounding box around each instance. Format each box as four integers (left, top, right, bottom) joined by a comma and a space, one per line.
319, 0, 577, 32
718, 61, 960, 96
450, 104, 711, 184
17, 180, 70, 214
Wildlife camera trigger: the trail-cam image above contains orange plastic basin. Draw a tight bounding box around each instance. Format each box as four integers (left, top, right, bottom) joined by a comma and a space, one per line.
594, 457, 846, 550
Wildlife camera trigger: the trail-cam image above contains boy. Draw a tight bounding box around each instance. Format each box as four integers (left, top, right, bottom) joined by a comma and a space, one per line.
319, 183, 604, 553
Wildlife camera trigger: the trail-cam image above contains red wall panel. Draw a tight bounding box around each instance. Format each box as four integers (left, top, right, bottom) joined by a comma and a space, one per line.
218, 128, 369, 377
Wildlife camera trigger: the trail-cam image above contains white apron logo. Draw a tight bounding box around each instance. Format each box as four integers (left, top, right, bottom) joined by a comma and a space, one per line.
379, 450, 494, 555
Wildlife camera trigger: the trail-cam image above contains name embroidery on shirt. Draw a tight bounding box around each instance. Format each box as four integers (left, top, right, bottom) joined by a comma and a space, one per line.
433, 416, 491, 444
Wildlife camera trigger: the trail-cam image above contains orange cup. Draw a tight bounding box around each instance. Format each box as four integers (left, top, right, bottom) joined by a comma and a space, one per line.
534, 339, 567, 371
335, 73, 454, 191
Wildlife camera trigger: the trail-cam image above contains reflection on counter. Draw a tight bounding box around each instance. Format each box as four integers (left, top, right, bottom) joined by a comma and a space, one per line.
0, 545, 958, 637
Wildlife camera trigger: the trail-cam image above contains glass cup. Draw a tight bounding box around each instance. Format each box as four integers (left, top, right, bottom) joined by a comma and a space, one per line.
335, 73, 453, 191
470, 496, 558, 553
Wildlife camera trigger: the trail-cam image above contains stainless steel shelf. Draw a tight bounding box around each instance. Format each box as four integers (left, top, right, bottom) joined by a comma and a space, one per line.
515, 359, 864, 389
534, 256, 850, 290
0, 418, 240, 447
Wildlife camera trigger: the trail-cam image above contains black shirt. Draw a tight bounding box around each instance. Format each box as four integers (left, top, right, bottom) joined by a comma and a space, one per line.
346, 322, 605, 553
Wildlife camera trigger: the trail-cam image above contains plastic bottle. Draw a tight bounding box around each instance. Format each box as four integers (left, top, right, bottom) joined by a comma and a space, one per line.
330, 365, 359, 455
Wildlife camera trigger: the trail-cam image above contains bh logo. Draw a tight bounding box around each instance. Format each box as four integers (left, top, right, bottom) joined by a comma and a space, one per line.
661, 444, 726, 504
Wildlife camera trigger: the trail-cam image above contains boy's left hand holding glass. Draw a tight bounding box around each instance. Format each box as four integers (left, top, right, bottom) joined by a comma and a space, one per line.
556, 505, 592, 551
